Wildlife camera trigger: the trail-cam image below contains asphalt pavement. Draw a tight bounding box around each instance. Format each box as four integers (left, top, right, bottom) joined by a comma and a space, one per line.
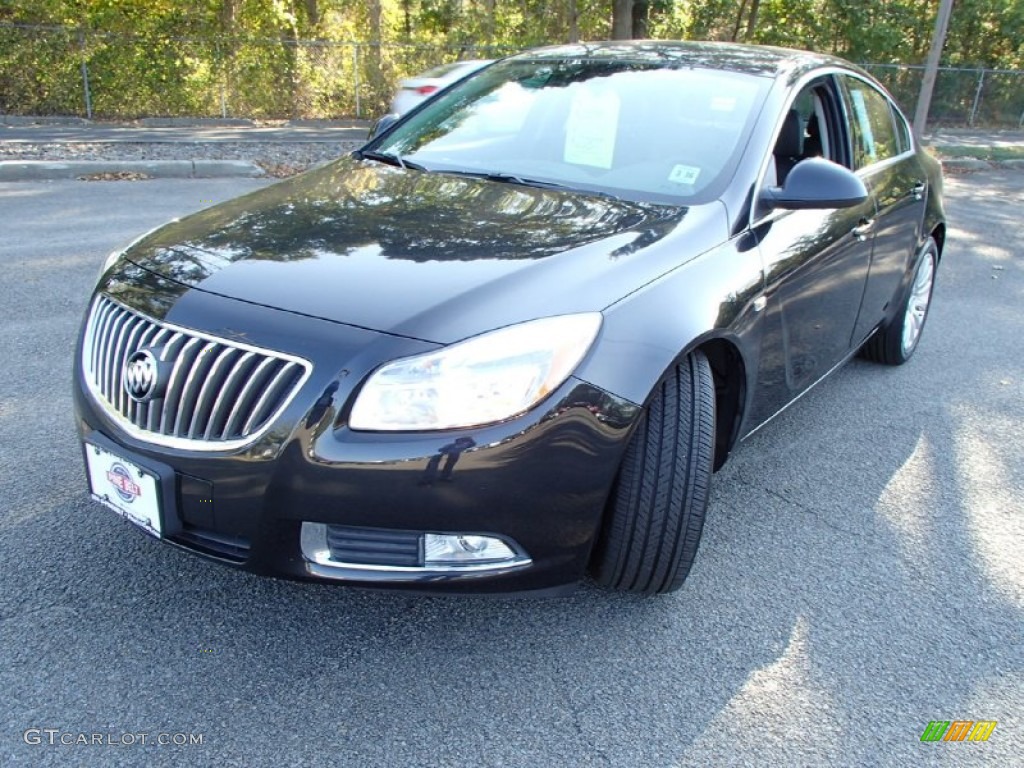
0, 174, 1021, 767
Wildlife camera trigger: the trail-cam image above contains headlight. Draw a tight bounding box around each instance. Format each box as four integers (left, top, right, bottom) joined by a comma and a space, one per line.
349, 313, 602, 431
95, 221, 176, 286
96, 248, 124, 284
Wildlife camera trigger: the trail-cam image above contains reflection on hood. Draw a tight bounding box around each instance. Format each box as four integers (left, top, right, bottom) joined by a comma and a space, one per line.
129, 156, 687, 284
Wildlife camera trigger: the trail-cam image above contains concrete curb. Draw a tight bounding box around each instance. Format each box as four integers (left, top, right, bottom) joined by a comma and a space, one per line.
0, 115, 91, 126
939, 157, 1024, 171
136, 117, 255, 127
191, 160, 265, 178
1, 115, 373, 130
939, 158, 994, 170
0, 159, 265, 181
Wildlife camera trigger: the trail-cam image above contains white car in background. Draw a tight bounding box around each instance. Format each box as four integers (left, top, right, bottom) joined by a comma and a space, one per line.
390, 59, 492, 115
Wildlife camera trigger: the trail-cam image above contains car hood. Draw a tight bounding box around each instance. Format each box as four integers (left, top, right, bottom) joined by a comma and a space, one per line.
121, 156, 727, 343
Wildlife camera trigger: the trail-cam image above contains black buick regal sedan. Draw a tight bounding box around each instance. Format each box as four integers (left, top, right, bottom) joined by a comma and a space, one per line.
75, 41, 945, 595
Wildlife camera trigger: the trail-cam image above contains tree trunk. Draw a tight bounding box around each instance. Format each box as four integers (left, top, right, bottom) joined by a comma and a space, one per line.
220, 0, 238, 31
303, 0, 318, 27
568, 0, 579, 43
632, 0, 649, 39
745, 0, 761, 40
612, 0, 633, 40
731, 0, 749, 42
484, 0, 496, 43
369, 0, 382, 42
366, 0, 386, 115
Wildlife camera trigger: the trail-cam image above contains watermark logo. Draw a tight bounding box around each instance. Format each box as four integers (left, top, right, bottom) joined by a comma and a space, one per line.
23, 728, 203, 746
920, 720, 997, 742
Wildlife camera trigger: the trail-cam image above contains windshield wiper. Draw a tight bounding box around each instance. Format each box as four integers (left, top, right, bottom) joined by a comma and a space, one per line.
355, 150, 427, 172
436, 169, 621, 199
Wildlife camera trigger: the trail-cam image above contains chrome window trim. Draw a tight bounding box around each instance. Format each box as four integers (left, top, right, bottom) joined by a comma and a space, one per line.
81, 294, 313, 452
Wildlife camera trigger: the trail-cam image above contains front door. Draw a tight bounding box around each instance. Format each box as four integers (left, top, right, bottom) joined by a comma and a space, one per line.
746, 76, 877, 429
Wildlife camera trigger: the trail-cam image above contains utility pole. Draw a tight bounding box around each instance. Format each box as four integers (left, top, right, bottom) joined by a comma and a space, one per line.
914, 0, 955, 136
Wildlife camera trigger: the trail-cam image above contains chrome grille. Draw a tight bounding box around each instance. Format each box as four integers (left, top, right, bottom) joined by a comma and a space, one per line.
82, 295, 312, 449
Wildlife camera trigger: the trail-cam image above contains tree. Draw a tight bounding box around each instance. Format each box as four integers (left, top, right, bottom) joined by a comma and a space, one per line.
1, 0, 1021, 120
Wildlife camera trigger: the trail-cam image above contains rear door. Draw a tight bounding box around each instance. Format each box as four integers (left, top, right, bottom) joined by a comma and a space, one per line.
840, 76, 929, 344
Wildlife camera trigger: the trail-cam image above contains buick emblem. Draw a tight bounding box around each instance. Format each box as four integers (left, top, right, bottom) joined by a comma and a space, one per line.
123, 349, 164, 403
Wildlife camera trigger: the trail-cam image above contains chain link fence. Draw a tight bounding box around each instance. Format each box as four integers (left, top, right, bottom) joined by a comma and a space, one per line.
2, 23, 1022, 126
0, 23, 515, 120
862, 63, 1024, 128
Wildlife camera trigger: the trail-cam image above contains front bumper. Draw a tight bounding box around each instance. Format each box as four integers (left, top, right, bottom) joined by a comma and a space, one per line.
74, 285, 640, 594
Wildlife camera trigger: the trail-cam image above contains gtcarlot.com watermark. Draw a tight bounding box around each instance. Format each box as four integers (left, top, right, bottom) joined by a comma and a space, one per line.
24, 728, 203, 747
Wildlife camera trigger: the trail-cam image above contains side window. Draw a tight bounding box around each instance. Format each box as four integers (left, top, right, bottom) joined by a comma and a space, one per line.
766, 80, 839, 188
755, 75, 854, 219
891, 104, 912, 154
842, 77, 898, 169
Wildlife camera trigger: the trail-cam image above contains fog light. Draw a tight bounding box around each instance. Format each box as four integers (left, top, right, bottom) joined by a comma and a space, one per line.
423, 533, 517, 565
301, 522, 531, 579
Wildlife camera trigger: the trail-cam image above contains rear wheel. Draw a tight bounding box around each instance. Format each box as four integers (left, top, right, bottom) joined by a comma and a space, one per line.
860, 237, 938, 365
592, 351, 715, 595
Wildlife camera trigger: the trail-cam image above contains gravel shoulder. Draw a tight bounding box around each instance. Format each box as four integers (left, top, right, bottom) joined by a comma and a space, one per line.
2, 119, 1022, 177
3, 139, 1021, 179
0, 141, 364, 176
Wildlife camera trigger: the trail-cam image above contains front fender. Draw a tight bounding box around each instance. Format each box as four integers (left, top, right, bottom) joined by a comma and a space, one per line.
576, 235, 765, 422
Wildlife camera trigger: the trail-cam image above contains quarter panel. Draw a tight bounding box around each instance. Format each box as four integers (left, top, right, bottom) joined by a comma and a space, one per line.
921, 151, 946, 246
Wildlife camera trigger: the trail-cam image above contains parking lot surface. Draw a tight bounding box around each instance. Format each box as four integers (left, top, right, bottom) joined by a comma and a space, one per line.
1, 173, 1021, 767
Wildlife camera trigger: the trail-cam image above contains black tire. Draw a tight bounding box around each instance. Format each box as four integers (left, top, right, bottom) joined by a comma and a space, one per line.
592, 351, 715, 595
860, 237, 939, 365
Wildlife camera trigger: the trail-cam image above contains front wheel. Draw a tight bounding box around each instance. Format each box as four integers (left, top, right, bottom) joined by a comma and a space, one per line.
860, 237, 938, 365
591, 351, 715, 595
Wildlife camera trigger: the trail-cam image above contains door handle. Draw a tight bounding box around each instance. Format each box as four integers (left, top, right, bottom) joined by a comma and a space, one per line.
909, 182, 926, 201
852, 218, 875, 241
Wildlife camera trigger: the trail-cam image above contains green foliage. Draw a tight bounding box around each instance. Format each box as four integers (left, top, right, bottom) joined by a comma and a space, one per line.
0, 0, 1021, 119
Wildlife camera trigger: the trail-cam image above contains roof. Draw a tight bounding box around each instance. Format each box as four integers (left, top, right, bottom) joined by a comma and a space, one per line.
510, 40, 851, 80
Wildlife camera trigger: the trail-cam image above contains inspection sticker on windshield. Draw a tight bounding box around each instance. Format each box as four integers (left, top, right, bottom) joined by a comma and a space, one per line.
668, 164, 701, 185
563, 87, 620, 169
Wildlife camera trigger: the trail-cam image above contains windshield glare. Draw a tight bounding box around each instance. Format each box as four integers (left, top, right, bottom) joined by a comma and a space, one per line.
374, 58, 770, 204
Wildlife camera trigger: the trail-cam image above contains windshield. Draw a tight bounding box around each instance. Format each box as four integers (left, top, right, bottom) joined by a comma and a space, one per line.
372, 56, 770, 204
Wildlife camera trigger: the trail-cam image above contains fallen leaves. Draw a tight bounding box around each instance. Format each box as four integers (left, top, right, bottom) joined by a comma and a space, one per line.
77, 171, 152, 181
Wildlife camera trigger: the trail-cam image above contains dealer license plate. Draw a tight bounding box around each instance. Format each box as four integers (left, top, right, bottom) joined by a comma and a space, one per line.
84, 442, 162, 537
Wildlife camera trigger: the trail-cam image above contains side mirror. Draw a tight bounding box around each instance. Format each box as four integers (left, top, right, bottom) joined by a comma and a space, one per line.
760, 157, 868, 211
367, 113, 399, 140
